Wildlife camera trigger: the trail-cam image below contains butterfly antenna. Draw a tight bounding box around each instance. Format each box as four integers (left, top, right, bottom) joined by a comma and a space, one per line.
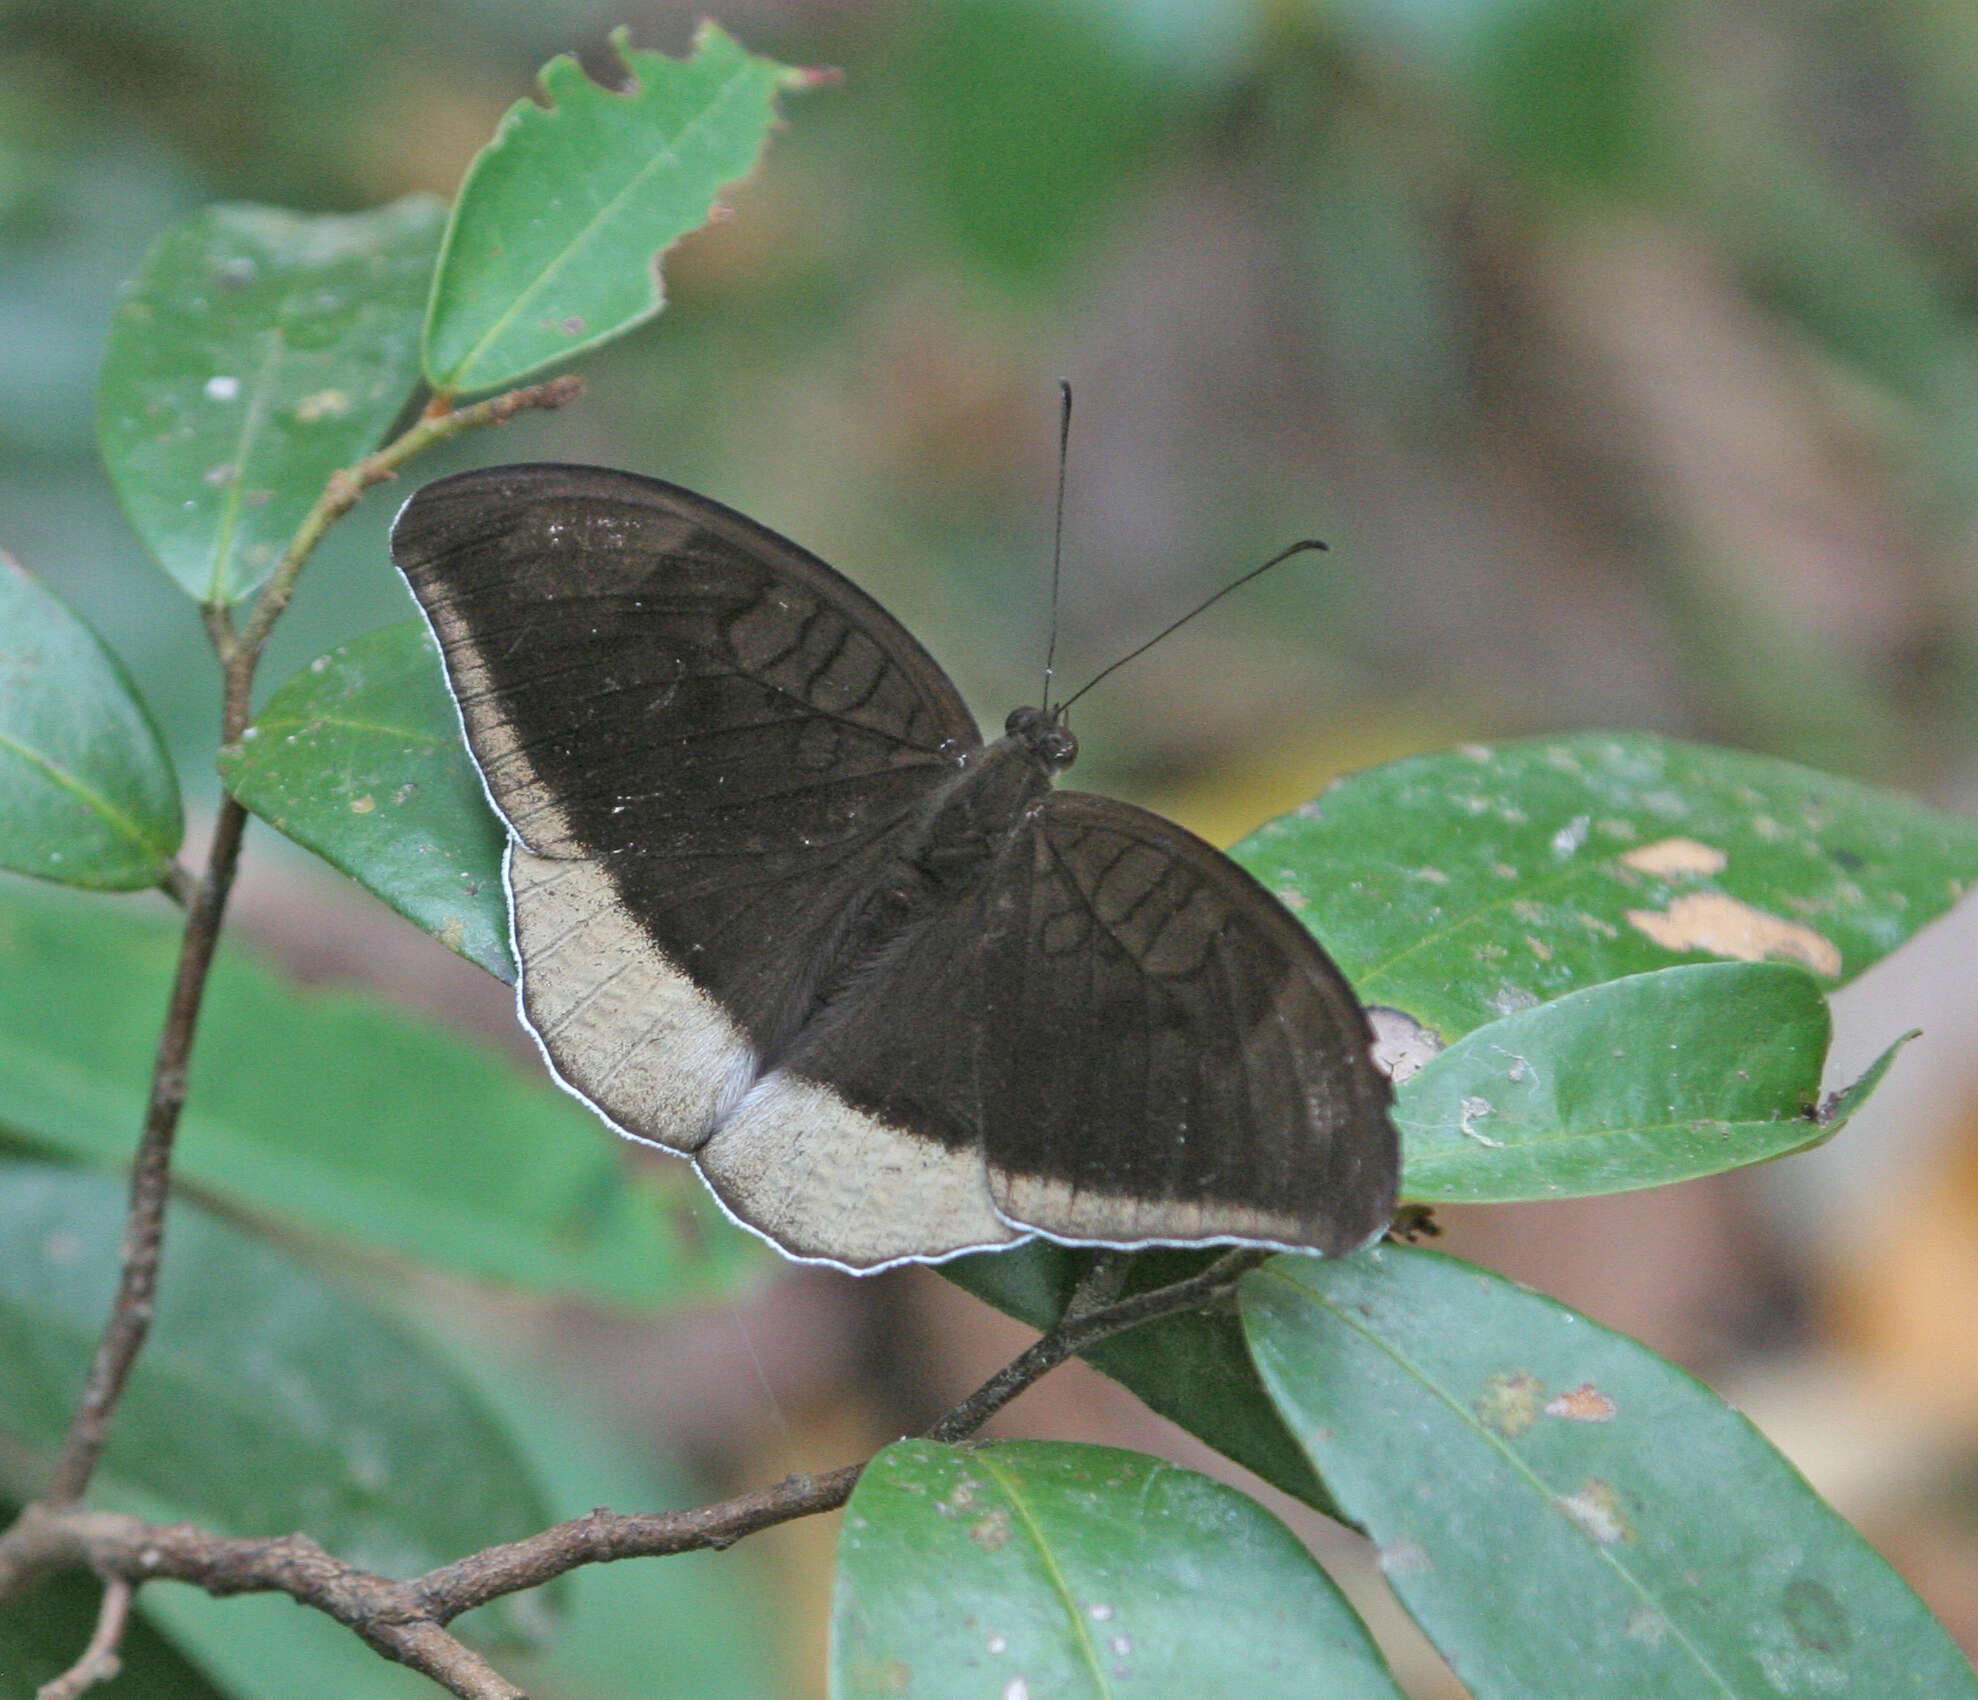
1041, 378, 1073, 712
1059, 537, 1329, 713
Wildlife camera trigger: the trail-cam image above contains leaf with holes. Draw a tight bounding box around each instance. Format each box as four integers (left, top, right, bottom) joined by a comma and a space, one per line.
1234, 732, 1978, 1043
424, 24, 821, 396
99, 197, 442, 603
221, 621, 511, 978
1242, 1246, 1978, 1698
832, 1439, 1404, 1700
0, 554, 181, 889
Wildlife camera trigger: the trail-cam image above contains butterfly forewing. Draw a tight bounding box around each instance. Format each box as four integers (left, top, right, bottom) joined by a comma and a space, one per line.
392, 466, 982, 1151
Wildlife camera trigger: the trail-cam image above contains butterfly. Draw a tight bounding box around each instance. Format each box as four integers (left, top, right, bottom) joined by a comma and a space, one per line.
391, 464, 1398, 1272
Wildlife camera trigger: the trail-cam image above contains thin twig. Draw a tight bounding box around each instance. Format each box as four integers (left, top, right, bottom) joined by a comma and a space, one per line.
926, 1248, 1270, 1443
35, 1574, 131, 1700
42, 795, 248, 1507
0, 1246, 1268, 1698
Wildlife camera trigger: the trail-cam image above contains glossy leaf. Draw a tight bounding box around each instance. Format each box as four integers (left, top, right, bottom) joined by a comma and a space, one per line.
424, 24, 817, 396
832, 1439, 1404, 1700
0, 553, 182, 889
1396, 962, 1847, 1202
0, 882, 757, 1308
221, 621, 511, 978
0, 1160, 547, 1578
941, 1243, 1333, 1514
99, 197, 443, 603
1243, 1246, 1978, 1699
1235, 732, 1978, 1042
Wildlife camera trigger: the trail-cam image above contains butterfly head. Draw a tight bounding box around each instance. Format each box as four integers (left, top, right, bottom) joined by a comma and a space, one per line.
1006, 704, 1079, 773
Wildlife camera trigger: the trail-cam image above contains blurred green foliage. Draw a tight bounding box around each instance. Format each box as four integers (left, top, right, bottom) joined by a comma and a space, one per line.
8, 0, 1978, 806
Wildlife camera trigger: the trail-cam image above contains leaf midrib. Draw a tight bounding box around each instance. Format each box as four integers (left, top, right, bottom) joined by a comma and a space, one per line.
0, 726, 167, 873
975, 1450, 1113, 1698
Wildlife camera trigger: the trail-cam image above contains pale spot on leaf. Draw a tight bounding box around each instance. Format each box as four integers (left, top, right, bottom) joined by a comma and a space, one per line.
1378, 1540, 1432, 1575
1626, 893, 1841, 976
1475, 1371, 1543, 1436
293, 388, 352, 422
1556, 1479, 1634, 1545
1369, 1006, 1443, 1084
1621, 837, 1729, 877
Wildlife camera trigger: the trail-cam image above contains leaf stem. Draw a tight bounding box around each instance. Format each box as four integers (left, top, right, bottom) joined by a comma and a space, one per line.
42, 793, 247, 1506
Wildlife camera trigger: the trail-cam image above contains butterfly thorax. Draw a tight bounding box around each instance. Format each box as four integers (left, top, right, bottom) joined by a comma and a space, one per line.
798, 719, 1064, 1034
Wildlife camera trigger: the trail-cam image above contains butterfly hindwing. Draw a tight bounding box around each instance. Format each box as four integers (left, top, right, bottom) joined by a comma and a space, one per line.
979, 792, 1398, 1256
716, 786, 1396, 1263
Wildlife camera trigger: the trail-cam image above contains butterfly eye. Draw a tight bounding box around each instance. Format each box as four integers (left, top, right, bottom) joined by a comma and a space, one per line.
1005, 706, 1042, 737
1038, 726, 1079, 769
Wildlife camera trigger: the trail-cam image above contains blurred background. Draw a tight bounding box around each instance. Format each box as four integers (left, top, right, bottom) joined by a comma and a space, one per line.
6, 0, 1978, 1691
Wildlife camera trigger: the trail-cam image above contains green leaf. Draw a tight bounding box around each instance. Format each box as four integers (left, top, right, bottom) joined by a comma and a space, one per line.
1242, 1246, 1978, 1699
0, 881, 758, 1308
99, 197, 444, 604
424, 23, 817, 396
832, 1439, 1404, 1700
0, 553, 182, 889
0, 1159, 548, 1578
1396, 962, 1840, 1203
221, 621, 511, 978
0, 1533, 234, 1700
1235, 732, 1978, 1043
940, 1244, 1334, 1515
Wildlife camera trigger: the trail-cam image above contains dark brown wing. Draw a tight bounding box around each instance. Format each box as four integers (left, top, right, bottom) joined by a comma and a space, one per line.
391, 465, 982, 1150
758, 787, 1398, 1258
978, 791, 1397, 1255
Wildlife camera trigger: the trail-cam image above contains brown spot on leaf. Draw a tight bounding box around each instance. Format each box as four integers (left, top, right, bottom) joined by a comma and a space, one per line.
969, 1509, 1012, 1551
1475, 1371, 1544, 1436
1625, 893, 1841, 976
1545, 1383, 1618, 1422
